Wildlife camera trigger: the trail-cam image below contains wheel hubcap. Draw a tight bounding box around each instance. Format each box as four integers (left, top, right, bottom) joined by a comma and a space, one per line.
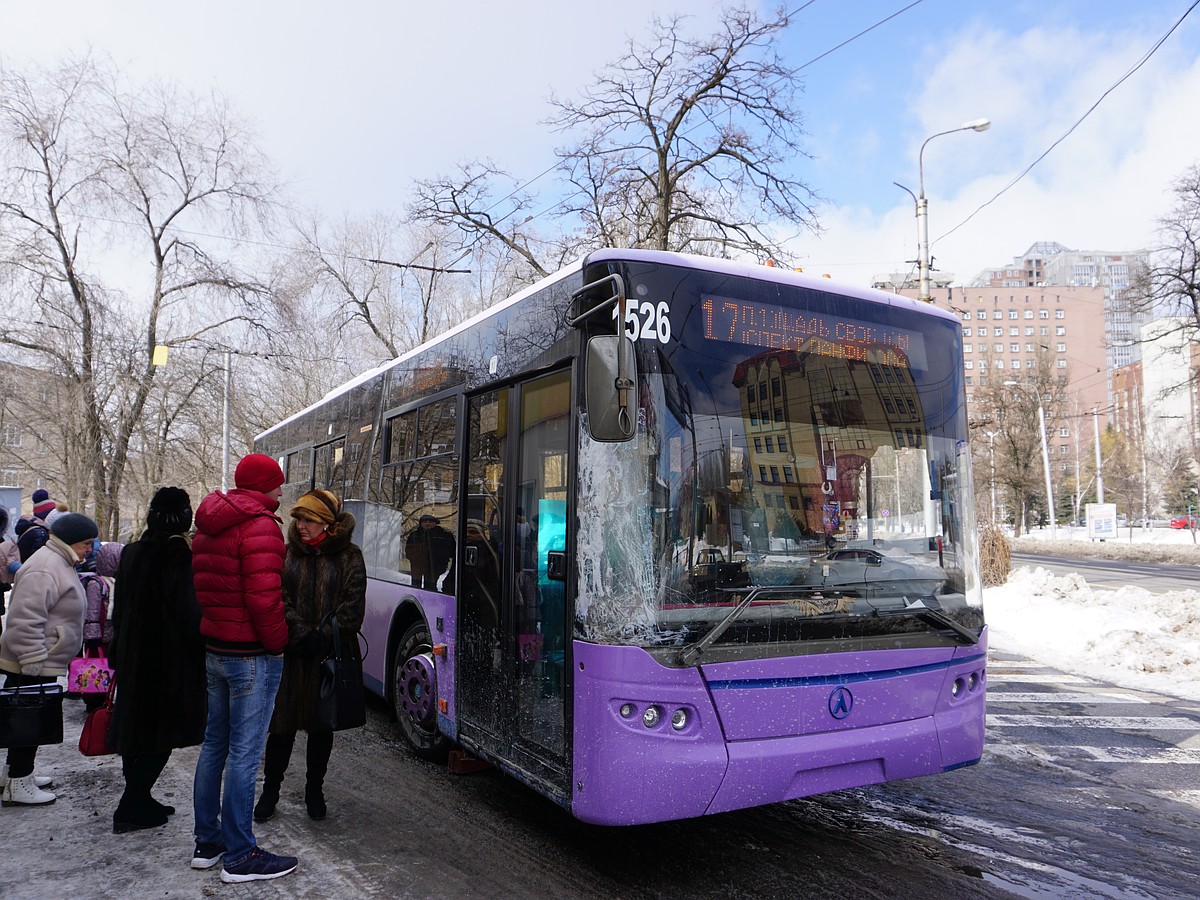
398, 651, 437, 727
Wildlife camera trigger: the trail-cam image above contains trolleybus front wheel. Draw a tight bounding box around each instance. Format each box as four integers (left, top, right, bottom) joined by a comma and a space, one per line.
393, 621, 451, 762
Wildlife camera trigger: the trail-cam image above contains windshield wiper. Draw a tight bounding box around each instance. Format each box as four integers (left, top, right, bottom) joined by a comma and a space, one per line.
677, 585, 833, 666
876, 599, 979, 645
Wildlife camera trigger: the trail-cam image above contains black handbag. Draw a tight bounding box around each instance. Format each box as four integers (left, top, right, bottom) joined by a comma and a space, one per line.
0, 682, 65, 748
313, 613, 366, 732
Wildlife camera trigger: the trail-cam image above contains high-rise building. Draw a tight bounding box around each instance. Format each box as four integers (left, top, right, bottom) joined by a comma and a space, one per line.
883, 283, 1108, 475
974, 242, 1150, 374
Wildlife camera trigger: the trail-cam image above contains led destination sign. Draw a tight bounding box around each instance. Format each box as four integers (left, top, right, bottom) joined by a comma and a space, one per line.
701, 296, 927, 369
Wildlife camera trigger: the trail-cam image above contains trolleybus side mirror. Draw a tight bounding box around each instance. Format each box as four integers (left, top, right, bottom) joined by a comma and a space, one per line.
569, 272, 638, 443
584, 334, 638, 442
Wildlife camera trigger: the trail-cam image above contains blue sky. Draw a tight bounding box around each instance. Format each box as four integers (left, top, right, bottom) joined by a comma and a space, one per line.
3, 0, 1198, 288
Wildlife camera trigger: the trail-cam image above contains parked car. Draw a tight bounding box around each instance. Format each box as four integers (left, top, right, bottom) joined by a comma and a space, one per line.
803, 547, 946, 598
1138, 517, 1171, 528
1169, 515, 1198, 529
688, 547, 751, 598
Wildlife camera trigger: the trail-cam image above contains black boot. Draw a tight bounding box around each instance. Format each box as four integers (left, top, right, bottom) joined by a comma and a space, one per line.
114, 754, 169, 834
113, 796, 168, 834
305, 730, 333, 820
253, 781, 280, 822
305, 782, 326, 820
254, 732, 293, 822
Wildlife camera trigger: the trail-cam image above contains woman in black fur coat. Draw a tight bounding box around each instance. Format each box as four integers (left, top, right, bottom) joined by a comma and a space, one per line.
254, 489, 365, 822
108, 486, 206, 833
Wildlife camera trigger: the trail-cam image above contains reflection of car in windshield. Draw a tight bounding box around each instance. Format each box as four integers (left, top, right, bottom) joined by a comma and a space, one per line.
688, 548, 750, 600
804, 548, 945, 598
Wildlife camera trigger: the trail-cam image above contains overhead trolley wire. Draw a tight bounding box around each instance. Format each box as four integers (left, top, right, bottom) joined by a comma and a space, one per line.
936, 0, 1200, 246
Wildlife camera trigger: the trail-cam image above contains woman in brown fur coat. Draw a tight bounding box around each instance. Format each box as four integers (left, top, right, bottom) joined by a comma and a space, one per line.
253, 489, 365, 822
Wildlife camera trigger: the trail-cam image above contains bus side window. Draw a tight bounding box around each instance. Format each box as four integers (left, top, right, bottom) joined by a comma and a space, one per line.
394, 399, 460, 594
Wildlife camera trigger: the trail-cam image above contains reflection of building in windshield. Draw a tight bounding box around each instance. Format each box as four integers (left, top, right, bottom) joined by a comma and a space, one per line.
732, 342, 924, 544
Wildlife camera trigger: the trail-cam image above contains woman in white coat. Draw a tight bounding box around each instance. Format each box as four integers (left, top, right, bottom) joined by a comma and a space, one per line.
0, 513, 99, 806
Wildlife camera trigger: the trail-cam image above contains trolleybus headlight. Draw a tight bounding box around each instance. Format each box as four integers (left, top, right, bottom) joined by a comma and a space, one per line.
951, 677, 964, 698
670, 708, 688, 731
967, 672, 979, 692
642, 706, 660, 727
619, 703, 635, 719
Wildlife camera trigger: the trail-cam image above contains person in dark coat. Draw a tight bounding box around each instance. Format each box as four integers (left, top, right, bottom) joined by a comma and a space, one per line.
253, 489, 365, 823
107, 487, 207, 833
404, 514, 455, 591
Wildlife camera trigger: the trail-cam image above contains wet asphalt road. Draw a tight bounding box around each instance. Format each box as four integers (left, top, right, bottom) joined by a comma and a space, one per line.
303, 661, 1199, 900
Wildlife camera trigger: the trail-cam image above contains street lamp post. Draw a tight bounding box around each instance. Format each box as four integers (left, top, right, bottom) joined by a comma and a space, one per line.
983, 430, 999, 525
913, 118, 990, 303
1006, 380, 1056, 539
154, 341, 235, 490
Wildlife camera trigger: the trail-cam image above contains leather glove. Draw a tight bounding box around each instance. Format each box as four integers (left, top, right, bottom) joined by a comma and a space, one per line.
20, 661, 44, 677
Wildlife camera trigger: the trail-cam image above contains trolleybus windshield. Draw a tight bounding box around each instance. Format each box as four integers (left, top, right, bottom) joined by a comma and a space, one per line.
574, 261, 983, 660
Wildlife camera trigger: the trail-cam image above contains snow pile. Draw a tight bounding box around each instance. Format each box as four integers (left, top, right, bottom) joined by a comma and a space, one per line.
986, 565, 1200, 701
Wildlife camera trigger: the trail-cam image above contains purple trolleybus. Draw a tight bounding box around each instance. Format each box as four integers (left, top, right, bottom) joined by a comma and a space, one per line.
255, 248, 986, 826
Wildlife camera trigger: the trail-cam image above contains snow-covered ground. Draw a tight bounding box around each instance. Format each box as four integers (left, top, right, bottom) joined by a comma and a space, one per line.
990, 524, 1200, 701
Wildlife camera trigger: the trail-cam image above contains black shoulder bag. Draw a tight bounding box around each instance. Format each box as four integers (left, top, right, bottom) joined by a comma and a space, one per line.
313, 612, 366, 732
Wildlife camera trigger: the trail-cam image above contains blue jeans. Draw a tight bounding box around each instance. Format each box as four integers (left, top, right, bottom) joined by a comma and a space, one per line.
193, 653, 283, 866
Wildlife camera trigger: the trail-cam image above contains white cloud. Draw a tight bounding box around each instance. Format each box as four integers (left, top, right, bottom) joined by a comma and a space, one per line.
0, 0, 726, 218
801, 19, 1200, 287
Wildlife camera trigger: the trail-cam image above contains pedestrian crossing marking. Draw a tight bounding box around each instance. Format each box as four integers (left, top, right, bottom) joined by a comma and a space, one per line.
988, 715, 1197, 730
1148, 789, 1200, 809
987, 660, 1045, 668
987, 673, 1089, 684
1050, 746, 1200, 764
987, 692, 1141, 704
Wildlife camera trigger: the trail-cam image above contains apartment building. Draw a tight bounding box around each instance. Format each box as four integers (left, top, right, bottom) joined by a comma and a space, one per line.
885, 284, 1108, 475
977, 242, 1150, 373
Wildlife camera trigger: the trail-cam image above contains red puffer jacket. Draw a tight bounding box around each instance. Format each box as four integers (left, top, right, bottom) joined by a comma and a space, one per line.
192, 488, 288, 654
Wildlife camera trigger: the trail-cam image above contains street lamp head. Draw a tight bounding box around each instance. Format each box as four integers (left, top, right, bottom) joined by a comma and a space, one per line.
914, 115, 990, 304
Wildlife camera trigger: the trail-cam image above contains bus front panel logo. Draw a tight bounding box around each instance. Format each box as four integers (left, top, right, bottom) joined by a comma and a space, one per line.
828, 686, 853, 719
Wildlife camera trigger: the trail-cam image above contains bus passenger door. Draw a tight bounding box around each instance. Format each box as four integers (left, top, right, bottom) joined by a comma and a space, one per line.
458, 371, 570, 792
511, 370, 570, 779
459, 389, 508, 745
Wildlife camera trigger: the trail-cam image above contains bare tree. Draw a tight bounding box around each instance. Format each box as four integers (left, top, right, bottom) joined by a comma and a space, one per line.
291, 212, 483, 364
409, 162, 557, 281
549, 5, 817, 257
0, 57, 279, 535
1101, 429, 1145, 533
411, 4, 818, 276
1132, 162, 1200, 337
970, 348, 1065, 536
292, 211, 410, 360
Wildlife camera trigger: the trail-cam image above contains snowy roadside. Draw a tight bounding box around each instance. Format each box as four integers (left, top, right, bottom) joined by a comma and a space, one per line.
985, 566, 1200, 703
994, 523, 1200, 703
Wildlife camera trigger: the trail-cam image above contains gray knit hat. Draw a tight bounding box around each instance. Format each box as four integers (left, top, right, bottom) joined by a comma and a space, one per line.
50, 512, 99, 545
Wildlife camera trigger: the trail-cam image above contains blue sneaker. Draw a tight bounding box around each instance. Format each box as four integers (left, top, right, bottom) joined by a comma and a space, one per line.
220, 847, 298, 883
191, 841, 225, 870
